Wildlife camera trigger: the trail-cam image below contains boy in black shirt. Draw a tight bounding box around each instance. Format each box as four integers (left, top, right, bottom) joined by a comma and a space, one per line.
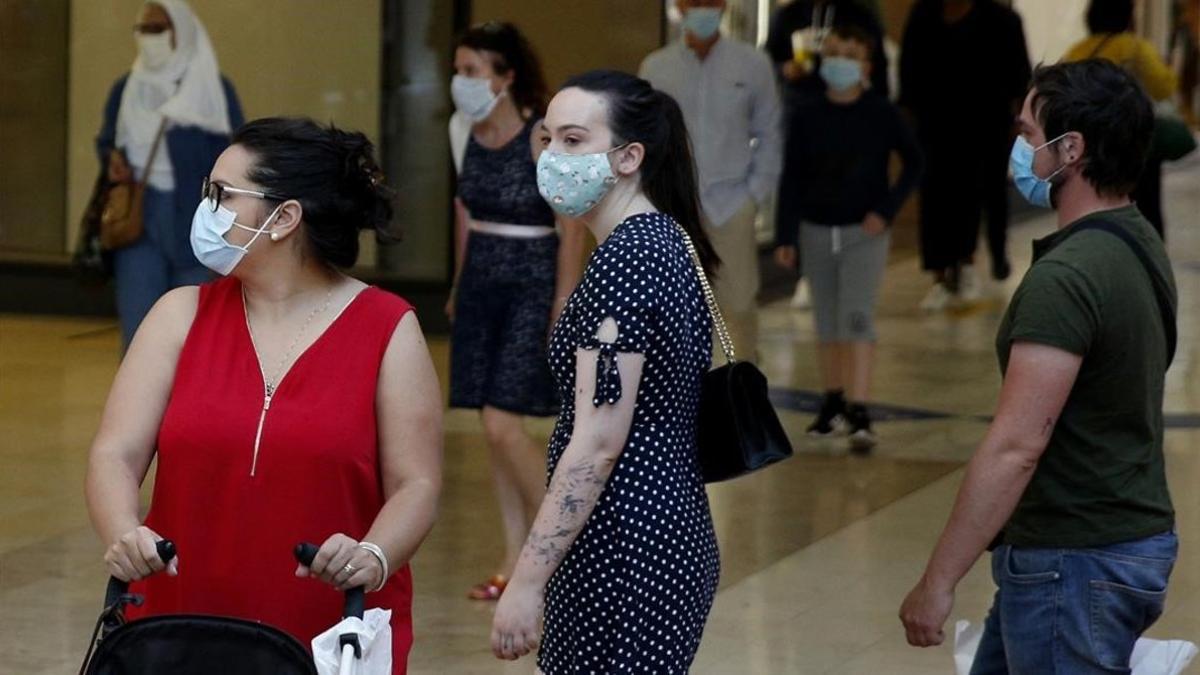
774, 24, 923, 450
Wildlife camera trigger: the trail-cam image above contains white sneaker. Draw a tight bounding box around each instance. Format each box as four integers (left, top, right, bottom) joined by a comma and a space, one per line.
790, 279, 812, 311
958, 265, 983, 302
848, 427, 878, 452
919, 284, 953, 311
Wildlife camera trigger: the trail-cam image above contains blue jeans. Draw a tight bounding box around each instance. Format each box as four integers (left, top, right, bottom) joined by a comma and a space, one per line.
971, 530, 1178, 675
113, 187, 210, 347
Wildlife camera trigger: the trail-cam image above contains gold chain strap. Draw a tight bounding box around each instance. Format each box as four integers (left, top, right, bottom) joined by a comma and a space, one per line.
673, 221, 737, 364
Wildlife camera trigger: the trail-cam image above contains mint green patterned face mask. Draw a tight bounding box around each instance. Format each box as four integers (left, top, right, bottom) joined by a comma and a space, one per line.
536, 146, 626, 217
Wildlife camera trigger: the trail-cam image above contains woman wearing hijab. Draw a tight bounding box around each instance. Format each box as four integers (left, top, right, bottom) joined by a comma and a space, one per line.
97, 0, 243, 347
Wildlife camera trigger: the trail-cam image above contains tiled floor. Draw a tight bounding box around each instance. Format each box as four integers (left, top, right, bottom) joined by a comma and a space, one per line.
1, 164, 1196, 673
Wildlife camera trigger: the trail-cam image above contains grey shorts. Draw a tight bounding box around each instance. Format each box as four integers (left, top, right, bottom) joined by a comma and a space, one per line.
800, 223, 890, 342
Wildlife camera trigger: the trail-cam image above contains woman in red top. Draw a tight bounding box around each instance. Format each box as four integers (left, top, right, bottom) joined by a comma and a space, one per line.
85, 117, 443, 673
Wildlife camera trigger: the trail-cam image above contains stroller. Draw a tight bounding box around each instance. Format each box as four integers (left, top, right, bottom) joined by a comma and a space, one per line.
80, 541, 367, 675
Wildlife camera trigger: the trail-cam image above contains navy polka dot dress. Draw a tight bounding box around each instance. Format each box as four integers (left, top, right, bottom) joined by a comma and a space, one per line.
538, 212, 720, 674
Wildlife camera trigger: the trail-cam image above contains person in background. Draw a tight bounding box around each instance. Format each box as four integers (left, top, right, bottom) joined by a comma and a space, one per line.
901, 60, 1177, 673
1064, 0, 1179, 238
900, 0, 1030, 310
773, 24, 923, 450
1173, 0, 1199, 128
491, 69, 720, 674
86, 118, 444, 674
766, 0, 890, 101
766, 0, 890, 310
98, 0, 242, 347
640, 0, 782, 362
446, 22, 585, 601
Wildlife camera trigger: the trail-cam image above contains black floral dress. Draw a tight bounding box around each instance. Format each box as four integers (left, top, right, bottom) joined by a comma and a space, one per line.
538, 212, 721, 674
450, 116, 559, 416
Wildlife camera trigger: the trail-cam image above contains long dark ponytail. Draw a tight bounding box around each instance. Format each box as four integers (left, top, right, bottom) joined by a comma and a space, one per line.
561, 70, 720, 277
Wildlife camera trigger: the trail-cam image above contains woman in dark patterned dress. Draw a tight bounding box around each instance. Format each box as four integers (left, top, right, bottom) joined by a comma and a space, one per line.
491, 70, 722, 674
447, 23, 585, 599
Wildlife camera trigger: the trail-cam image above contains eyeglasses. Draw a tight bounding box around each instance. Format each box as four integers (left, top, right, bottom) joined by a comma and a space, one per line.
133, 22, 172, 35
201, 176, 287, 212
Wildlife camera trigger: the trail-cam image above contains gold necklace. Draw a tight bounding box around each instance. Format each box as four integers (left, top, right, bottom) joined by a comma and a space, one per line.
245, 285, 337, 396
242, 284, 338, 477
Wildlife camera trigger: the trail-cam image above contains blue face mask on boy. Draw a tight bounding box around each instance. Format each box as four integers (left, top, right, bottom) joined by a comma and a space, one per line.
1009, 132, 1070, 209
819, 56, 864, 92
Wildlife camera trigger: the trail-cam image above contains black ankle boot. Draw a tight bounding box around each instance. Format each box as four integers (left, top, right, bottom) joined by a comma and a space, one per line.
807, 390, 847, 436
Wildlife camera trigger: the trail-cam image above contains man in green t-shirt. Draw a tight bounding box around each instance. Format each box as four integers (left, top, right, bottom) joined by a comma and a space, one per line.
899, 59, 1178, 673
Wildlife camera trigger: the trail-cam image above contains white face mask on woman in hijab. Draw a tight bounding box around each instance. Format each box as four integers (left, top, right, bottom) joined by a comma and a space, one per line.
136, 31, 174, 70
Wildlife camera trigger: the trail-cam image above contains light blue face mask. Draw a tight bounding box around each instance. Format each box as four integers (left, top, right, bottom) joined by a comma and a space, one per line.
536, 147, 625, 217
819, 56, 864, 92
683, 7, 722, 40
190, 198, 283, 276
1010, 133, 1070, 209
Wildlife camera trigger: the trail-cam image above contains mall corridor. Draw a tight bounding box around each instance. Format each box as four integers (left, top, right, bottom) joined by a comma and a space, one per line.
3, 0, 1200, 672
1, 159, 1196, 674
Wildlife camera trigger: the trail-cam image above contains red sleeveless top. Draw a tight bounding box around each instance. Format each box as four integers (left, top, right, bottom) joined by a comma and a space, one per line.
128, 277, 415, 672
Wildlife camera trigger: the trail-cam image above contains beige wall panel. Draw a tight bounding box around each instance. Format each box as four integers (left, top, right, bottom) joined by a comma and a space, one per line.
66, 0, 381, 253
0, 1, 69, 255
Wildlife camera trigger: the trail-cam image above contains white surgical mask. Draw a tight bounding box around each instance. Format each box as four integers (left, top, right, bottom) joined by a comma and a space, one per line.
190, 198, 283, 276
136, 32, 174, 70
451, 74, 503, 122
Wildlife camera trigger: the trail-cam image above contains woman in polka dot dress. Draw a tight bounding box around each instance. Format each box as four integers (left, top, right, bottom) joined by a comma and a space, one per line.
491, 70, 722, 673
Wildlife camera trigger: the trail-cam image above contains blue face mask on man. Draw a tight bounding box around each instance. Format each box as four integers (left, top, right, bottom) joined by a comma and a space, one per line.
683, 7, 722, 41
1009, 132, 1071, 209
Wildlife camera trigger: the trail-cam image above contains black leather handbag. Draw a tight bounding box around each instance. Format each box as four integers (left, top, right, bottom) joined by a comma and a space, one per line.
676, 223, 794, 483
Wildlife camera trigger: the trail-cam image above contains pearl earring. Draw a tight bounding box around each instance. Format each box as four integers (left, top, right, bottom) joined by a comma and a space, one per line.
270, 232, 280, 241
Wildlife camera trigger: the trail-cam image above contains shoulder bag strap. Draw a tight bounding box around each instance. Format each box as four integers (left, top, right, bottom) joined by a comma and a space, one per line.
1087, 32, 1119, 60
1070, 220, 1177, 365
137, 117, 170, 185
673, 220, 737, 365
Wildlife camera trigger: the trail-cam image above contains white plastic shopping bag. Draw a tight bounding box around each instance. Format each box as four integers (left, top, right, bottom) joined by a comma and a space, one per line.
954, 620, 986, 675
954, 620, 1198, 675
312, 608, 393, 675
1131, 639, 1200, 674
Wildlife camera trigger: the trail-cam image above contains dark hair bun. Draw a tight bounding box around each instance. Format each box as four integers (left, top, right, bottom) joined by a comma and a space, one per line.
232, 117, 397, 269
332, 126, 396, 233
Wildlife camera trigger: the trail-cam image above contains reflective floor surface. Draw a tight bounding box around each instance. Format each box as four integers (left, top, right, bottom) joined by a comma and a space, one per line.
2, 163, 1197, 673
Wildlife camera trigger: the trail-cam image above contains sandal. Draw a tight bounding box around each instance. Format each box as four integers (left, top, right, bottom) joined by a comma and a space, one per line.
468, 574, 508, 601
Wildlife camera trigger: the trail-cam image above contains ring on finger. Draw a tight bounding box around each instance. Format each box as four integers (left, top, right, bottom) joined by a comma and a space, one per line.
341, 563, 356, 577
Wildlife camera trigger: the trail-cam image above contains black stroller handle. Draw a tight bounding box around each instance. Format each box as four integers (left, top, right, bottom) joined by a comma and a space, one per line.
103, 539, 177, 611
294, 542, 367, 661
293, 542, 366, 620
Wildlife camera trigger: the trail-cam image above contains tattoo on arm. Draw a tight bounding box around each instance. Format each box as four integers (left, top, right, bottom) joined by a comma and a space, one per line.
1041, 417, 1055, 437
522, 459, 613, 569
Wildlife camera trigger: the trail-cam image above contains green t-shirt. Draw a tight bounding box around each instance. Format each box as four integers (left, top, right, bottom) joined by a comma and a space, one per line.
996, 205, 1176, 548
